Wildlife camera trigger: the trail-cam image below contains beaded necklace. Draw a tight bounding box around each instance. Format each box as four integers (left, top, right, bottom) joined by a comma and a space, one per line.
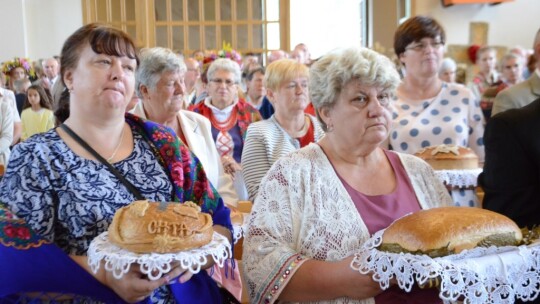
209, 106, 238, 133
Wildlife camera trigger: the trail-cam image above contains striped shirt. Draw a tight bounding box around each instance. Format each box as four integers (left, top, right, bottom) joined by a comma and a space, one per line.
241, 115, 324, 201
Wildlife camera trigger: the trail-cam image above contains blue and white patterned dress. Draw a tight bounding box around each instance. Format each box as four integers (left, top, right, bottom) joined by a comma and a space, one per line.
390, 82, 485, 207
0, 126, 175, 302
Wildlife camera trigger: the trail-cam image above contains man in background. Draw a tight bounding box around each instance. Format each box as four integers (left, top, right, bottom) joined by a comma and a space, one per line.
480, 97, 540, 229
184, 57, 200, 108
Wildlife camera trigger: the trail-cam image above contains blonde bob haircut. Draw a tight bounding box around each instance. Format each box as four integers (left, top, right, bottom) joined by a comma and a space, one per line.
309, 47, 400, 131
264, 59, 309, 91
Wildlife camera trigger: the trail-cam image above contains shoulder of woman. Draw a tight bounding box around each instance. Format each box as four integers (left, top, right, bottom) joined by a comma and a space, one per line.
180, 109, 209, 125
394, 151, 432, 171
1, 101, 12, 111
11, 131, 57, 160
247, 118, 278, 132
272, 144, 323, 168
445, 82, 475, 97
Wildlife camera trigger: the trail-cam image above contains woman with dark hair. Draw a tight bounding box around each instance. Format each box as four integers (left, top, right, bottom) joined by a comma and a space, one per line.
20, 84, 54, 140
389, 16, 485, 207
0, 23, 232, 303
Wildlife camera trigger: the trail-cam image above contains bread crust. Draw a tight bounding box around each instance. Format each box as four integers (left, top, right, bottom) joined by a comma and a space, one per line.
381, 207, 522, 254
108, 200, 213, 253
414, 145, 479, 170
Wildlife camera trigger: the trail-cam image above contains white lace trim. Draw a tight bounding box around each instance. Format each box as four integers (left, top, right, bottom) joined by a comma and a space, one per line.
434, 168, 482, 187
88, 231, 231, 281
351, 230, 540, 303
232, 213, 249, 244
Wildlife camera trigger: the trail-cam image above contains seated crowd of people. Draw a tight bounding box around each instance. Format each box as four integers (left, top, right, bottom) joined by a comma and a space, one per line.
0, 15, 539, 303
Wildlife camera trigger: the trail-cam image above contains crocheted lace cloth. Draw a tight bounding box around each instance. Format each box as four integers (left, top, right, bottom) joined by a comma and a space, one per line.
88, 231, 231, 280
352, 230, 540, 304
434, 168, 483, 187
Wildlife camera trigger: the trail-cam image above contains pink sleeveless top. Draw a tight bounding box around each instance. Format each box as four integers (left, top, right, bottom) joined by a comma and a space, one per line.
337, 150, 421, 235
336, 149, 442, 304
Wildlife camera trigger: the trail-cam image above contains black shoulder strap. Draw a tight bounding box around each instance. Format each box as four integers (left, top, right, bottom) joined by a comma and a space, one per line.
59, 124, 145, 200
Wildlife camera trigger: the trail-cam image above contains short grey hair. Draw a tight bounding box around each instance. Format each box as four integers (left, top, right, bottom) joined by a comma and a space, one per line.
136, 47, 186, 98
439, 57, 457, 75
309, 47, 400, 130
499, 52, 522, 70
207, 58, 241, 84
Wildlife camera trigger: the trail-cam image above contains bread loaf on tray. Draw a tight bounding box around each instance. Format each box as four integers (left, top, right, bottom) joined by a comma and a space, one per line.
379, 207, 522, 257
108, 200, 213, 253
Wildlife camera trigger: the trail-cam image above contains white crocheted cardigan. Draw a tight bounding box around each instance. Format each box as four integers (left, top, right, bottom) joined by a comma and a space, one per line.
243, 143, 452, 304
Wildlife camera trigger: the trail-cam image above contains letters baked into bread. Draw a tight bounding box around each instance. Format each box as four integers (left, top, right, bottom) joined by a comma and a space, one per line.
108, 200, 213, 253
379, 207, 522, 257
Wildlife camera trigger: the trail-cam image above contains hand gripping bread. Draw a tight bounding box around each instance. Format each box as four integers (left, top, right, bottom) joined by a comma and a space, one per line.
108, 200, 213, 253
414, 145, 479, 170
379, 207, 522, 257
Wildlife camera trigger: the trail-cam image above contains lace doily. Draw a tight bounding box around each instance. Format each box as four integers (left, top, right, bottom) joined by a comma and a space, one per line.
435, 168, 482, 188
351, 230, 540, 303
88, 231, 231, 281
232, 224, 243, 244
232, 212, 250, 244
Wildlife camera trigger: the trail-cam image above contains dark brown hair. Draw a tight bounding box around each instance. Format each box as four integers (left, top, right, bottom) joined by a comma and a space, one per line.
23, 85, 52, 110
54, 88, 70, 126
394, 16, 446, 58
245, 67, 265, 81
60, 23, 139, 87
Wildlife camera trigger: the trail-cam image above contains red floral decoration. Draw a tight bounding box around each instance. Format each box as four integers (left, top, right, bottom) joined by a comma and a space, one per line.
468, 45, 481, 64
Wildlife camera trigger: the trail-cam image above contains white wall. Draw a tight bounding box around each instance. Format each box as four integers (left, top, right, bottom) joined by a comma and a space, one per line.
0, 0, 82, 63
0, 0, 27, 60
290, 0, 363, 59
25, 0, 83, 60
414, 0, 540, 50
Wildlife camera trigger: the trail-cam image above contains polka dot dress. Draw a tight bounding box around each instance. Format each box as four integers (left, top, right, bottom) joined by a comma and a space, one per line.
390, 82, 486, 207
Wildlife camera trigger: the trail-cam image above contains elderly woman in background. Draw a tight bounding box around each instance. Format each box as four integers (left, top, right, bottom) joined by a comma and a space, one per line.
241, 59, 324, 201
0, 24, 232, 303
132, 47, 238, 208
438, 57, 457, 83
190, 58, 261, 179
389, 16, 484, 207
243, 47, 451, 304
499, 52, 524, 88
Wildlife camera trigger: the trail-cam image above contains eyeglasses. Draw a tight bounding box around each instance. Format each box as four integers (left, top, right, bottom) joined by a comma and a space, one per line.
210, 78, 236, 87
405, 41, 444, 52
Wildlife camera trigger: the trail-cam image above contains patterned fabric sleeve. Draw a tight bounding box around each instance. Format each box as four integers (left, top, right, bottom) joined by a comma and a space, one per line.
242, 156, 309, 304
0, 140, 56, 240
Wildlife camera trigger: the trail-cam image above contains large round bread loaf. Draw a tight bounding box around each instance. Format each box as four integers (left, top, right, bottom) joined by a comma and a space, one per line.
380, 207, 522, 257
108, 200, 213, 253
414, 145, 478, 170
